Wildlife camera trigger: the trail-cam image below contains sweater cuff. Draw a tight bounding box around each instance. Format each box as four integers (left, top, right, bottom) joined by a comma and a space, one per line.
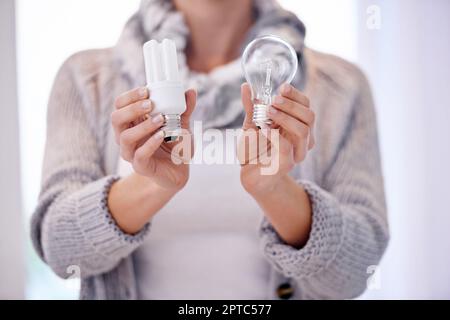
259, 180, 344, 279
76, 175, 150, 260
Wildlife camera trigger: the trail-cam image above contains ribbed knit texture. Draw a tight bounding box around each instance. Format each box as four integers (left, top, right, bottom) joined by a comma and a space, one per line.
30, 58, 151, 281
30, 2, 389, 300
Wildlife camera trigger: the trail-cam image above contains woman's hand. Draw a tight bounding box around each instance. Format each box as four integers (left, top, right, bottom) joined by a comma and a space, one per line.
239, 82, 315, 196
108, 87, 196, 234
111, 86, 197, 192
238, 83, 315, 248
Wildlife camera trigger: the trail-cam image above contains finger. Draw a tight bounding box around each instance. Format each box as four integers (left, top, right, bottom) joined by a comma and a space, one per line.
111, 99, 153, 137
268, 106, 310, 141
308, 125, 315, 150
268, 108, 311, 163
279, 83, 310, 107
181, 89, 197, 128
261, 128, 307, 165
272, 95, 315, 125
260, 128, 293, 159
119, 114, 165, 161
237, 128, 259, 165
115, 87, 149, 109
294, 140, 308, 163
133, 131, 165, 173
241, 83, 257, 130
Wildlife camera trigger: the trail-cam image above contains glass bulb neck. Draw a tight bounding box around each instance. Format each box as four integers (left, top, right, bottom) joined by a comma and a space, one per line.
255, 89, 272, 106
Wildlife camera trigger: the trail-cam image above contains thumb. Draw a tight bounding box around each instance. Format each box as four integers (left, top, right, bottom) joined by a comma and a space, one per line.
181, 88, 197, 128
241, 83, 257, 130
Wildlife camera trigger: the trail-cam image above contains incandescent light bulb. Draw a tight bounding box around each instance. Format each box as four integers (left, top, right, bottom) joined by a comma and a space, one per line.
242, 35, 298, 128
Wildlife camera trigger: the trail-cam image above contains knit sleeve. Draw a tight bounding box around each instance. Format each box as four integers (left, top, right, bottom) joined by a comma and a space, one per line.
259, 70, 389, 299
30, 55, 150, 279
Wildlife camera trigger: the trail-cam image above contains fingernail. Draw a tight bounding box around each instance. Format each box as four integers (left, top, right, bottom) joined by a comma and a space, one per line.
154, 130, 165, 140
268, 106, 278, 114
141, 100, 152, 110
281, 83, 291, 94
273, 96, 284, 105
152, 114, 164, 124
139, 87, 148, 97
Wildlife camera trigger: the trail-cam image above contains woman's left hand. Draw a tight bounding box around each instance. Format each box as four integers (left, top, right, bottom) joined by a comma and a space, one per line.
238, 82, 315, 197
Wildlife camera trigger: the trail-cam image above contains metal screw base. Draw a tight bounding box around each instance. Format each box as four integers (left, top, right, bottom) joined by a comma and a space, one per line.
252, 104, 273, 129
162, 114, 182, 143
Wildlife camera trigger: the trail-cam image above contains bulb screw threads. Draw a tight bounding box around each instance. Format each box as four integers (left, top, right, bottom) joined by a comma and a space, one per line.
252, 104, 273, 129
162, 114, 182, 143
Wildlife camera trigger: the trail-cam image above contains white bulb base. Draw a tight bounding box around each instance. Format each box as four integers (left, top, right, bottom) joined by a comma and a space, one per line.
147, 82, 186, 143
253, 103, 273, 129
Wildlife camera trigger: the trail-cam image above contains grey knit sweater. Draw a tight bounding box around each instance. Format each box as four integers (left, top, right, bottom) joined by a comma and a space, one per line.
31, 8, 389, 301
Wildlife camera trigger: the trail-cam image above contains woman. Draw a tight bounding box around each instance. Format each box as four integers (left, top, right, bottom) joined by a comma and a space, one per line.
31, 0, 389, 299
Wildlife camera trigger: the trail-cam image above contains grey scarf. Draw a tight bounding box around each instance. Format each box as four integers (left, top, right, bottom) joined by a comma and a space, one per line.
114, 0, 306, 129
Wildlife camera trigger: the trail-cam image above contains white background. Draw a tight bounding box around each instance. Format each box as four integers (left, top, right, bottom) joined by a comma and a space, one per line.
0, 0, 25, 299
3, 0, 449, 299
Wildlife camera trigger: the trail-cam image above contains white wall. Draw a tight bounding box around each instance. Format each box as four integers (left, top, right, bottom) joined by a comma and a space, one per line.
0, 0, 25, 300
279, 0, 358, 63
358, 0, 450, 299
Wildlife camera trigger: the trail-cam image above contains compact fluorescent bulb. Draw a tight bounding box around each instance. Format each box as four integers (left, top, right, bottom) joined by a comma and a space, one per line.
143, 39, 186, 142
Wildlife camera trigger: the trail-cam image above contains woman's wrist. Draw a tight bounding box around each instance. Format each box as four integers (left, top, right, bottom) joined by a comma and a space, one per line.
243, 173, 288, 200
108, 173, 179, 235
249, 174, 313, 248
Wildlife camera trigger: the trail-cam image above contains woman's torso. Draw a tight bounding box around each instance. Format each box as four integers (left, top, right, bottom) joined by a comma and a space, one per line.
117, 132, 271, 299
69, 46, 360, 300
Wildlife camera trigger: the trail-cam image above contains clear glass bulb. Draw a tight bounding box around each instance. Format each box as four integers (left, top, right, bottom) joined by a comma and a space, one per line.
242, 35, 298, 128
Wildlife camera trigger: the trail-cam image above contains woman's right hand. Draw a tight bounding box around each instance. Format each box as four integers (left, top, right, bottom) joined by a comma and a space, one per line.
111, 86, 197, 192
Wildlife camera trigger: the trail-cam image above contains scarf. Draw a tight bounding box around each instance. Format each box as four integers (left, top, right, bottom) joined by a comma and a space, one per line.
114, 0, 306, 129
